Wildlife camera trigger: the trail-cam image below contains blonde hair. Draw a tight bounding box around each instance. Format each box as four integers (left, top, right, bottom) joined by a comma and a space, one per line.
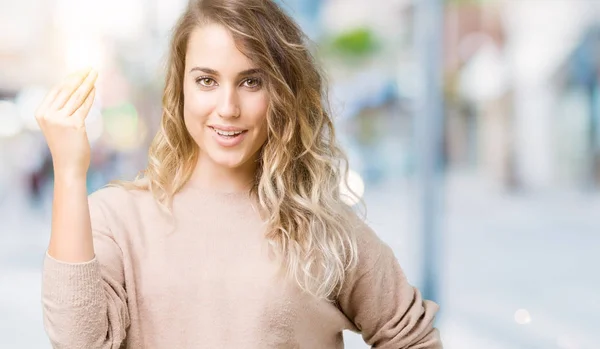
114, 0, 361, 301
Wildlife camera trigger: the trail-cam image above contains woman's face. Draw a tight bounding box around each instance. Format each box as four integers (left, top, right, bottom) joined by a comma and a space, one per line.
183, 23, 269, 171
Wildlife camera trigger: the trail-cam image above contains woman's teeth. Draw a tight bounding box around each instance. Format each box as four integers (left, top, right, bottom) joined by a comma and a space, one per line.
212, 128, 244, 137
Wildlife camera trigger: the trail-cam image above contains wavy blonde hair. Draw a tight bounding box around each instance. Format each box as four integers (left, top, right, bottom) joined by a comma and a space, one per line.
114, 0, 362, 301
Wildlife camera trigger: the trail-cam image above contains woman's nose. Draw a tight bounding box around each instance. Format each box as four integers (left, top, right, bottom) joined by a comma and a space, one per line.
217, 87, 240, 119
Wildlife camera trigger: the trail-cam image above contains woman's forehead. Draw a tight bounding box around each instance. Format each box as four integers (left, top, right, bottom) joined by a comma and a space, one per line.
185, 24, 256, 75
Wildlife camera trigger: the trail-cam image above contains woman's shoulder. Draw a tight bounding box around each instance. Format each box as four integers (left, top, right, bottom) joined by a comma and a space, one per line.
340, 205, 392, 270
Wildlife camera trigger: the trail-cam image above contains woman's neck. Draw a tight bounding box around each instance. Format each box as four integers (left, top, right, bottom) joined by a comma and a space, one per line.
187, 153, 257, 193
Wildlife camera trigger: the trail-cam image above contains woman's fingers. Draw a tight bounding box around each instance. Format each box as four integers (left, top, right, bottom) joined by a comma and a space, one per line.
72, 88, 96, 125
49, 68, 92, 111
62, 69, 98, 116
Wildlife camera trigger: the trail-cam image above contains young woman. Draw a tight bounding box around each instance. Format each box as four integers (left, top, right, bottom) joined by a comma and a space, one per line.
37, 0, 442, 348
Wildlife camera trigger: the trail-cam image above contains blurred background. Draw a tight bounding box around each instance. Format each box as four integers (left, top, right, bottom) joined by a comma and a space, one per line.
1, 0, 599, 348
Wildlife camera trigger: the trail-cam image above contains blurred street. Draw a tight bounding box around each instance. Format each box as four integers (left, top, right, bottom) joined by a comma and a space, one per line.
2, 0, 600, 347
2, 171, 598, 349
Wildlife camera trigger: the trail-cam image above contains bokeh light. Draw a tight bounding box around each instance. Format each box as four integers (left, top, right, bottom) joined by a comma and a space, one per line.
101, 102, 146, 151
340, 168, 365, 206
15, 86, 47, 131
0, 100, 23, 138
514, 309, 532, 325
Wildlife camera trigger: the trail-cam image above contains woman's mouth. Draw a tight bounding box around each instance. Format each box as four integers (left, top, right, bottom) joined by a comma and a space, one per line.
210, 127, 247, 138
209, 126, 249, 147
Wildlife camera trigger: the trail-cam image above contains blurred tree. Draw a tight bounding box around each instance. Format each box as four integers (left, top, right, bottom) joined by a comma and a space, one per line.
330, 27, 378, 57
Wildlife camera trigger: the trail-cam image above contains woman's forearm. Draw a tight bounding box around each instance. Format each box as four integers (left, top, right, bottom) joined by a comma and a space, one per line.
47, 174, 95, 263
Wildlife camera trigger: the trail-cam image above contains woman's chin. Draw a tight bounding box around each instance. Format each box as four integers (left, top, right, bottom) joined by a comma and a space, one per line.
210, 154, 247, 170
198, 144, 258, 171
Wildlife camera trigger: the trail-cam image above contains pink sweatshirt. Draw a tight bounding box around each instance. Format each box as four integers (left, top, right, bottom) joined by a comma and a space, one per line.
41, 185, 442, 348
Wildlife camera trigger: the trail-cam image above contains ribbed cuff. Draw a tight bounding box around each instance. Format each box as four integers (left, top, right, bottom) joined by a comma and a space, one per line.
42, 251, 104, 306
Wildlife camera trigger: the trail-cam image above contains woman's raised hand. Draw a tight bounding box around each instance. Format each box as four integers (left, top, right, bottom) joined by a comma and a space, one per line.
35, 68, 98, 179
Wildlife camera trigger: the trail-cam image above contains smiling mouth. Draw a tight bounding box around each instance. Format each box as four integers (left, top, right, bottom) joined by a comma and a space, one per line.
209, 126, 248, 138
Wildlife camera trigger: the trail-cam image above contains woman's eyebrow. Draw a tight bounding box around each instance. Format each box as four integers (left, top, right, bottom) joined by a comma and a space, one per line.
189, 67, 262, 77
237, 68, 262, 77
189, 67, 219, 75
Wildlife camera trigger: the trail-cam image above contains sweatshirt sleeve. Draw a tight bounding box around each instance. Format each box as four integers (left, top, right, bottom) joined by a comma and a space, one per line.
41, 192, 130, 349
336, 217, 443, 349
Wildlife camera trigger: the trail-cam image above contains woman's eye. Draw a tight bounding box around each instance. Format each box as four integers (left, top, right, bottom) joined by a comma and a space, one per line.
196, 77, 216, 87
243, 78, 261, 88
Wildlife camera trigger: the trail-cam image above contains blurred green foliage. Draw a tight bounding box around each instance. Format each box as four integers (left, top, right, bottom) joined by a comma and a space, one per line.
327, 27, 379, 57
